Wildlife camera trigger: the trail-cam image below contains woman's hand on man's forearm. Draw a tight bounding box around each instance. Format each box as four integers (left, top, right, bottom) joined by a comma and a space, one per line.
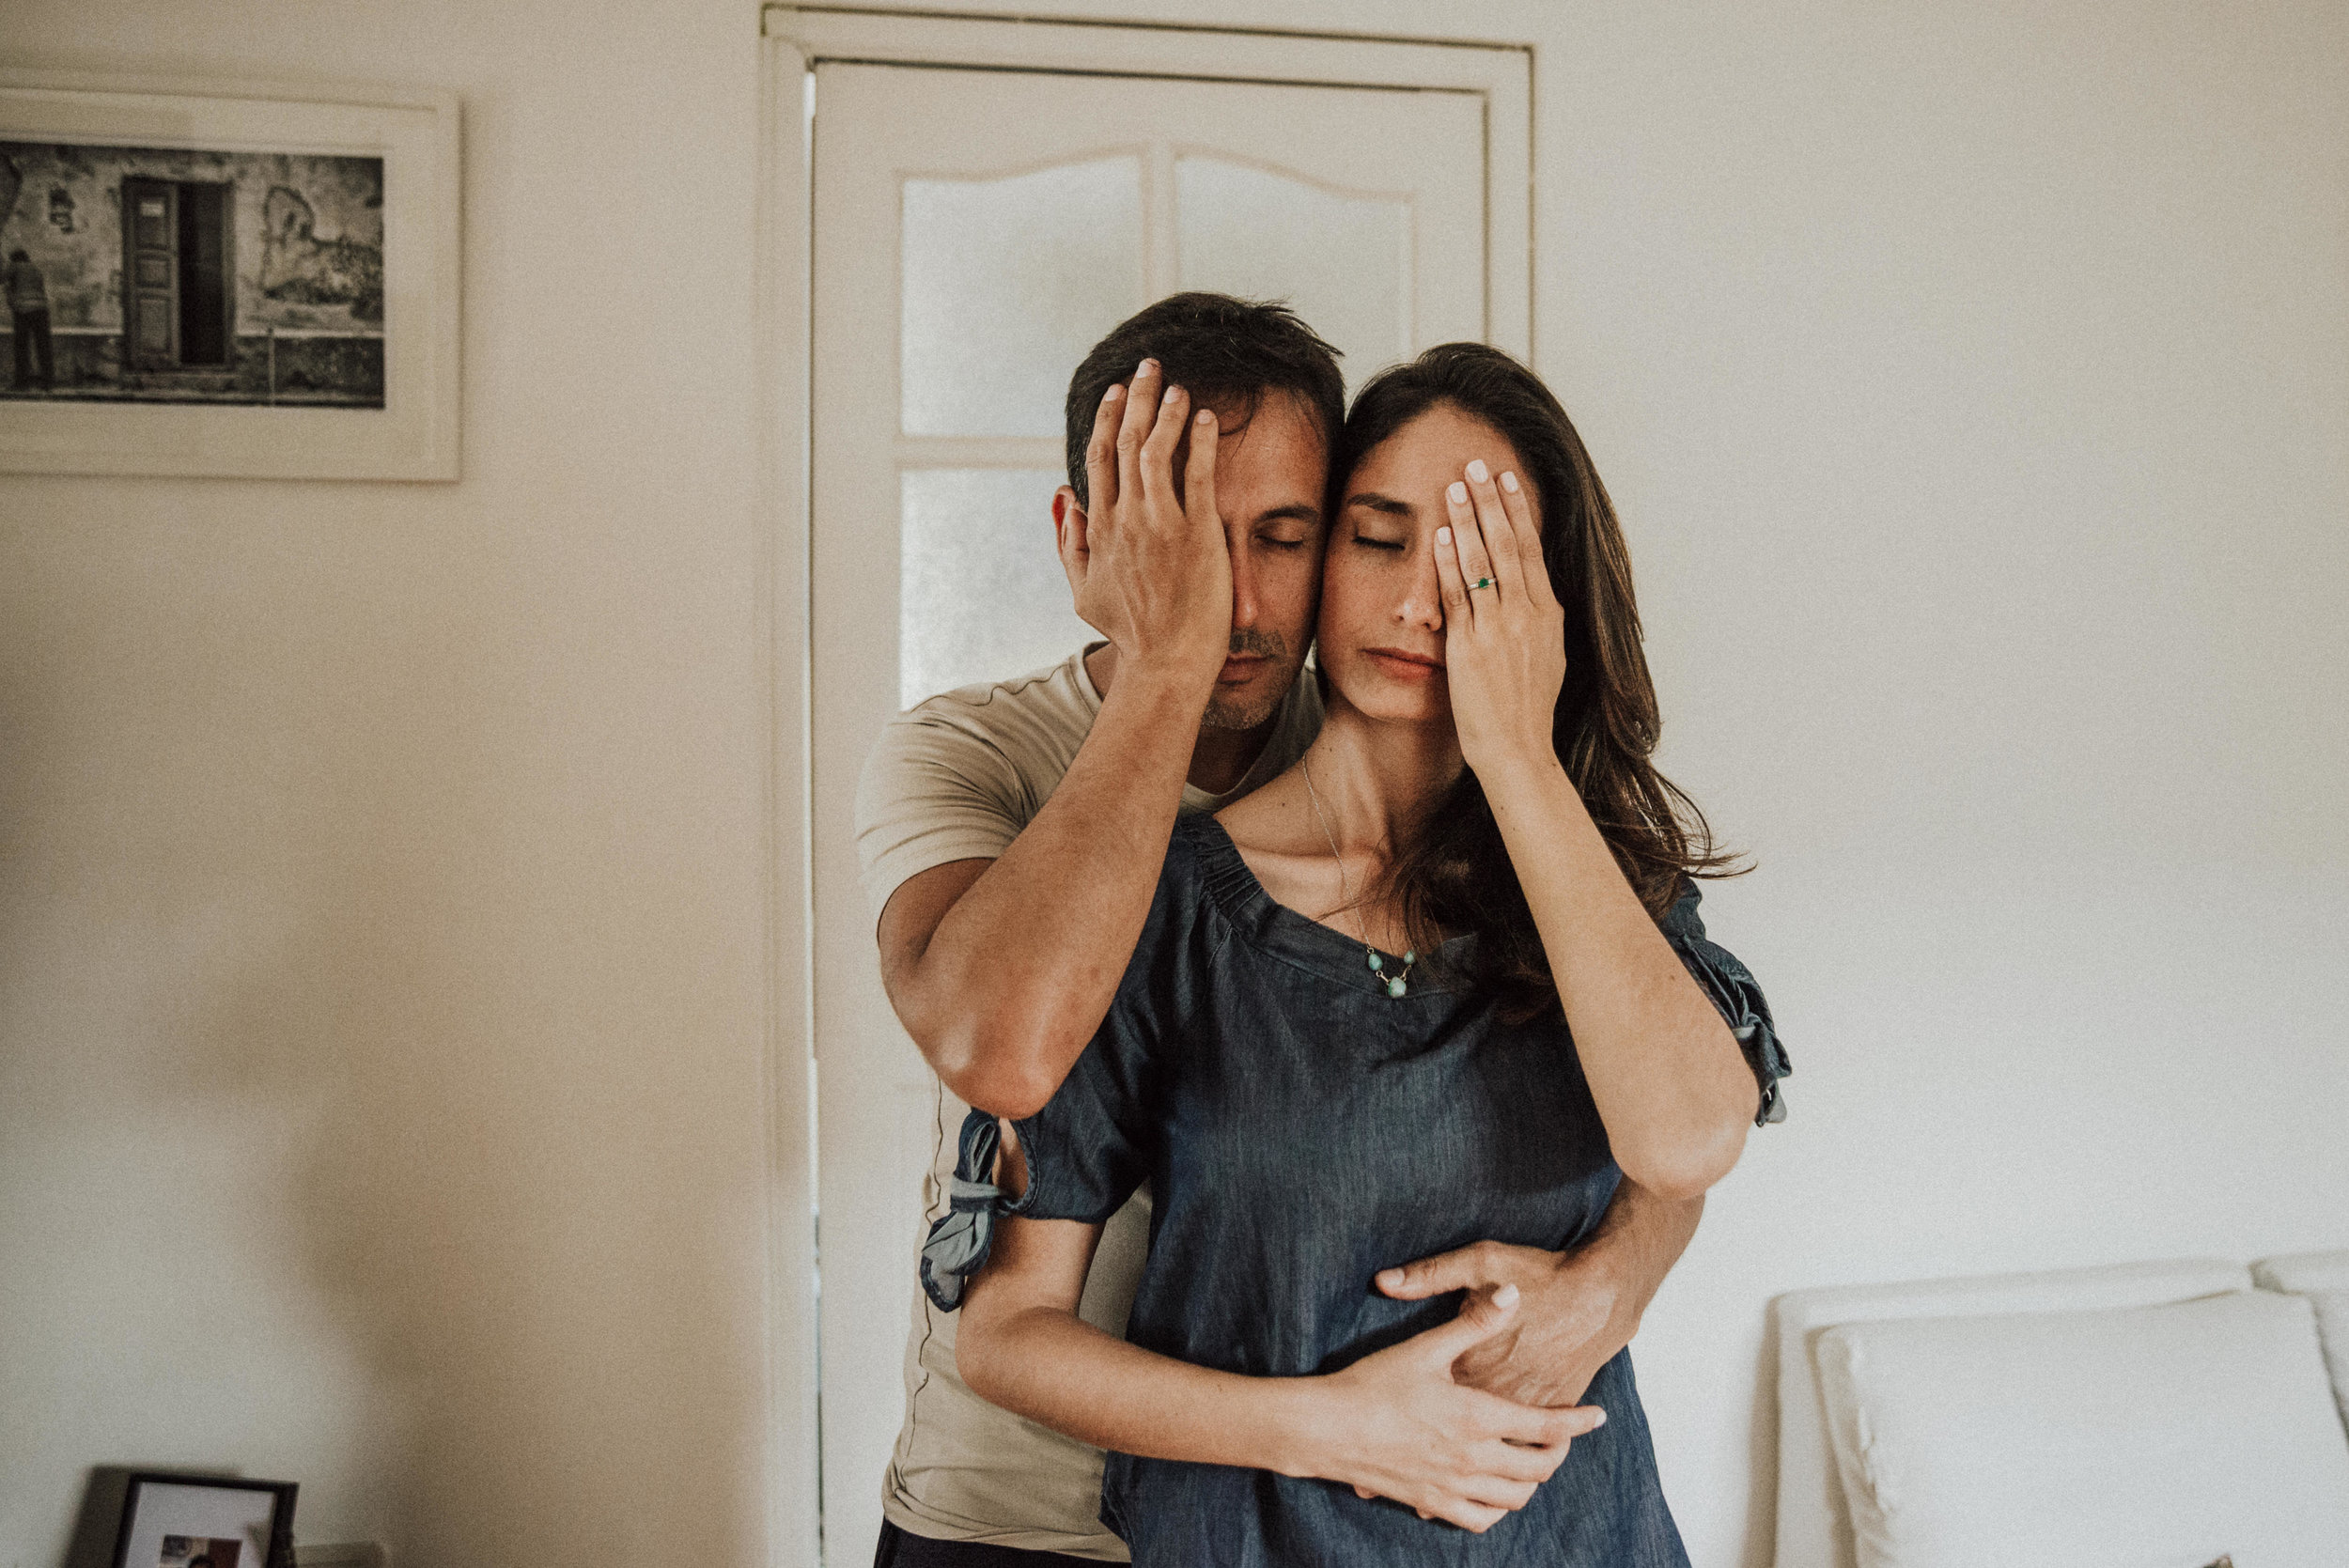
1373, 1186, 1704, 1407
1306, 1283, 1606, 1532
960, 1214, 1603, 1534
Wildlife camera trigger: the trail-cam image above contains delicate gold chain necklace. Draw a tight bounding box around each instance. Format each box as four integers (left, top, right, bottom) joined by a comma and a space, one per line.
1298, 754, 1416, 999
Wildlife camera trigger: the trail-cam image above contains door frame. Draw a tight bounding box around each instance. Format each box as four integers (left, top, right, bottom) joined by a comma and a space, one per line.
754, 9, 1532, 1562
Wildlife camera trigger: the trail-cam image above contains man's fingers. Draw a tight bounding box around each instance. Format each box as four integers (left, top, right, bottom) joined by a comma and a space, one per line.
1181, 406, 1219, 531
1082, 381, 1123, 522
1137, 380, 1190, 505
1112, 357, 1161, 508
1376, 1244, 1489, 1301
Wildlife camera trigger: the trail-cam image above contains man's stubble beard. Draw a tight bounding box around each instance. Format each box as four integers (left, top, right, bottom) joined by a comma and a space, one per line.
1200, 628, 1300, 734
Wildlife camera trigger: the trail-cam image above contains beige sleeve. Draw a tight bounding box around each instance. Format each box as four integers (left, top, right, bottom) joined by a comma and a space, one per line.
855, 707, 1034, 924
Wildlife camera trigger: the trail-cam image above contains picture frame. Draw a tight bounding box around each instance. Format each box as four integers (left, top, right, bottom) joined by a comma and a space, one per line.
110, 1474, 297, 1568
0, 70, 459, 480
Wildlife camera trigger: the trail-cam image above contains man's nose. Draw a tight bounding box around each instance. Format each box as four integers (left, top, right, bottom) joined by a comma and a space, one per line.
1228, 528, 1261, 629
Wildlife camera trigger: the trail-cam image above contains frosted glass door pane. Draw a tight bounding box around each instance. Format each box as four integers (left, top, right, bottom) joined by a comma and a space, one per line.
1175, 155, 1411, 387
902, 157, 1144, 437
900, 470, 1097, 707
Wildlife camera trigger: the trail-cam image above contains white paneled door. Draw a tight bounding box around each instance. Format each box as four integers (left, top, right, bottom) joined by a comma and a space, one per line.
808, 54, 1500, 1560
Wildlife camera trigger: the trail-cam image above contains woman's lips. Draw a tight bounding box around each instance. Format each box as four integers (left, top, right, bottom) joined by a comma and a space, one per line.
1365, 647, 1443, 681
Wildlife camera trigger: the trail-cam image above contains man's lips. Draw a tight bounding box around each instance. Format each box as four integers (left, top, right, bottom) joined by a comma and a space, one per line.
1365, 646, 1444, 679
1217, 654, 1269, 684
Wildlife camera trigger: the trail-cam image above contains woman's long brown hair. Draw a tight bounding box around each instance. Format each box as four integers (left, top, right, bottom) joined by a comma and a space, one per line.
1333, 343, 1746, 1019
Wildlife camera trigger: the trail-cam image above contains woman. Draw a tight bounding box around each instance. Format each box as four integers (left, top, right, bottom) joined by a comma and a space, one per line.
926, 344, 1785, 1565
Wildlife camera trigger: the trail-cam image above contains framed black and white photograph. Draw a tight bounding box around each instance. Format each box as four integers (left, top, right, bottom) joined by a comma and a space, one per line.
0, 71, 459, 479
110, 1475, 296, 1568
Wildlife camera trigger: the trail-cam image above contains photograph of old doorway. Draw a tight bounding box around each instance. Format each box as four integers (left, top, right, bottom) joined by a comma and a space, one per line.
770, 11, 1533, 1559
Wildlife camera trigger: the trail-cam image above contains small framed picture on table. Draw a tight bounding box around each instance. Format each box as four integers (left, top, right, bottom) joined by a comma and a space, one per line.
111, 1474, 298, 1568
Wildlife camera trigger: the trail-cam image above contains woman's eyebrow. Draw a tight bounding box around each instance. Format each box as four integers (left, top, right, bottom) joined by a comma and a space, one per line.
1343, 491, 1415, 517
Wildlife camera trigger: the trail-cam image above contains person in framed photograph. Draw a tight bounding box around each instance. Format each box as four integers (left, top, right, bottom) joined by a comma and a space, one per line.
7, 247, 54, 392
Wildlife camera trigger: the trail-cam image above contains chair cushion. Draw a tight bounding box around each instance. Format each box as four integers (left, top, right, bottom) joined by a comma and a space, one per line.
1814, 1289, 2349, 1568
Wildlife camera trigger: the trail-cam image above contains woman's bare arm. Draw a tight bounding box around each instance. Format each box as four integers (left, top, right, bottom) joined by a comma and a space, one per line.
1431, 461, 1754, 1200
956, 1138, 1606, 1533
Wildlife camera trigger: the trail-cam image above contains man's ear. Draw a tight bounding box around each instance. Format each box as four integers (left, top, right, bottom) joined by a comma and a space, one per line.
1052, 486, 1090, 576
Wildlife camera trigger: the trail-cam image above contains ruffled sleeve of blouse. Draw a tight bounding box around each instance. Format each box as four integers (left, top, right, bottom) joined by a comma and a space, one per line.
919, 1110, 1031, 1312
1660, 882, 1790, 1126
919, 823, 1205, 1312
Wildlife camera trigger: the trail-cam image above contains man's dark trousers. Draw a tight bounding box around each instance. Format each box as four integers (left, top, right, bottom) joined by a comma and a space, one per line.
11, 307, 54, 390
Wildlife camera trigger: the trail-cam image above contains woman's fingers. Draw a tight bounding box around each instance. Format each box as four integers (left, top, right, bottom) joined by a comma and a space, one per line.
1444, 479, 1497, 616
1496, 468, 1556, 609
1433, 522, 1472, 633
1462, 1475, 1542, 1513
1464, 458, 1528, 600
1484, 1436, 1570, 1484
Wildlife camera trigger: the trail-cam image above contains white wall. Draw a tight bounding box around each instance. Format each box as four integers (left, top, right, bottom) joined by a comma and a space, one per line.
0, 3, 777, 1566
3, 3, 2344, 1568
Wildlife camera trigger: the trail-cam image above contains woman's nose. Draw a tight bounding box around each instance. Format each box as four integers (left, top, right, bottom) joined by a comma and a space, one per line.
1395, 542, 1444, 630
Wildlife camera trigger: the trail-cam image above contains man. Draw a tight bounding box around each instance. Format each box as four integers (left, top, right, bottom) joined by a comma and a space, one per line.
856, 294, 1708, 1566
6, 249, 54, 393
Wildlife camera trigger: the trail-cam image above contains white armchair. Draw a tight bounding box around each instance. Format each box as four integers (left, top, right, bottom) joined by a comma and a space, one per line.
1774, 1252, 2349, 1568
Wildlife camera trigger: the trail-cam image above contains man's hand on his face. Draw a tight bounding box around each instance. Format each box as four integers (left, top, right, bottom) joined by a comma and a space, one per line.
1055, 357, 1234, 688
1374, 1240, 1636, 1409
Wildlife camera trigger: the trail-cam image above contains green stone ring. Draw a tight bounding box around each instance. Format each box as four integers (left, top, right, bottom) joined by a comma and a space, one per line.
1470, 576, 1496, 591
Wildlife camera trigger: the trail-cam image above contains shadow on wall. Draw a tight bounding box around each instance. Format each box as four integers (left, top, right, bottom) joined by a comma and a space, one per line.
0, 518, 639, 1567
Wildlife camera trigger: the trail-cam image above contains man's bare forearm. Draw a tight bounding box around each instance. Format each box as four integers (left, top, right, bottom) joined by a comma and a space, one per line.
1574, 1179, 1704, 1333
882, 663, 1214, 1116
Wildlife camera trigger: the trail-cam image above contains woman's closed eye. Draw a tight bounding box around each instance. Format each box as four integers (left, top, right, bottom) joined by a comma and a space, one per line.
1351, 526, 1410, 552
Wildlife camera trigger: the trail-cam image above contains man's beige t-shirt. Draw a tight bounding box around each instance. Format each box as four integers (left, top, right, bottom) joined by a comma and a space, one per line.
854, 646, 1322, 1559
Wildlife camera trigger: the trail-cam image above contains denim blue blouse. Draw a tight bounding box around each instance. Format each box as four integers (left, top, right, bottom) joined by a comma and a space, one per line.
926, 815, 1787, 1568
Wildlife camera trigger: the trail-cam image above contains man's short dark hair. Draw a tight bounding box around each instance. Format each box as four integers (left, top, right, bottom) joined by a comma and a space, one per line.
1064, 293, 1344, 506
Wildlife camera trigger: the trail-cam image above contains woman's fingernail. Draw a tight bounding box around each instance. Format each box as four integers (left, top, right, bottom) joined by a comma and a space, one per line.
1500, 471, 1519, 493
1448, 481, 1469, 505
1377, 1267, 1402, 1286
1467, 458, 1489, 483
1195, 409, 1214, 426
1136, 357, 1156, 376
1437, 526, 1453, 545
1493, 1282, 1520, 1307
1164, 383, 1184, 403
1590, 1408, 1607, 1427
